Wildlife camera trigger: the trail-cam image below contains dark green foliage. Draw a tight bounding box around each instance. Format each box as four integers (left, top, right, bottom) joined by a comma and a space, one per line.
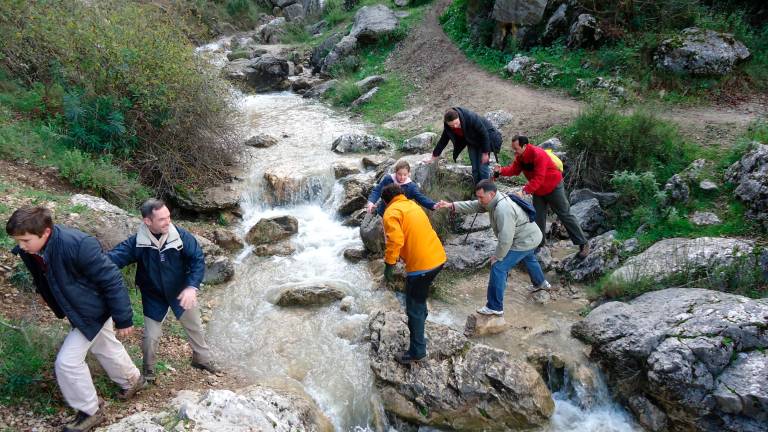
0, 320, 60, 409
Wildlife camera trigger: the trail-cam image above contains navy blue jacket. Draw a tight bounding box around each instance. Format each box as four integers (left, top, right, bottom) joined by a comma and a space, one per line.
13, 225, 133, 340
107, 224, 205, 322
368, 174, 436, 216
432, 107, 501, 161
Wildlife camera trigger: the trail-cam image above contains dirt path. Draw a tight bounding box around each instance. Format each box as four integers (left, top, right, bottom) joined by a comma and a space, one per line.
387, 0, 766, 144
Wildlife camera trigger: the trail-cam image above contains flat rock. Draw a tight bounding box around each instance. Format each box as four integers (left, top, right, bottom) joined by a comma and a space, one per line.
464, 313, 507, 337
273, 282, 347, 307
690, 211, 721, 226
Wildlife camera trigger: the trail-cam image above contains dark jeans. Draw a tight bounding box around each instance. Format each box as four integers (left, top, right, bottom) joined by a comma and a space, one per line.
467, 146, 491, 186
405, 265, 443, 358
533, 181, 588, 248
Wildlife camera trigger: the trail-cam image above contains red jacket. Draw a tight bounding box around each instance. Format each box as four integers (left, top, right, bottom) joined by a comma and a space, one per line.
499, 144, 562, 196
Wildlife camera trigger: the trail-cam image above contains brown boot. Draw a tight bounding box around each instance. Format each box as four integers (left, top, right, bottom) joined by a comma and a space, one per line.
63, 399, 105, 432
577, 243, 591, 259
116, 374, 147, 401
191, 359, 223, 375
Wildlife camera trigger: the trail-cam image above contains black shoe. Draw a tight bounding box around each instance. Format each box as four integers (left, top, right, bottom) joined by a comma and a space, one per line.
63, 400, 105, 432
116, 375, 147, 401
396, 351, 426, 365
143, 365, 156, 383
191, 360, 222, 375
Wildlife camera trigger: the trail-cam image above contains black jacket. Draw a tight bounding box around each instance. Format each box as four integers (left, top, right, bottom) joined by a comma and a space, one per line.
13, 225, 133, 340
432, 107, 499, 161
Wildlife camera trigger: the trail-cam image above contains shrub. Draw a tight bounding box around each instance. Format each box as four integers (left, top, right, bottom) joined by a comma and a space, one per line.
610, 171, 662, 207
0, 320, 61, 407
562, 104, 692, 190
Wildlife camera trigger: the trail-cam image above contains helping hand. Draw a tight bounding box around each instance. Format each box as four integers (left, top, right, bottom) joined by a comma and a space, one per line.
177, 287, 198, 310
366, 202, 376, 214
435, 200, 452, 210
116, 326, 134, 338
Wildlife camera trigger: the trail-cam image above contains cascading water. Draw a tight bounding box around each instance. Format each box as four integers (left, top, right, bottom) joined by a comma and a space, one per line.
198, 37, 641, 432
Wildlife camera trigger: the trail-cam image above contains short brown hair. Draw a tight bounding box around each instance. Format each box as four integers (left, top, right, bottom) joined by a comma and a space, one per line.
444, 109, 459, 122
381, 184, 403, 203
511, 135, 529, 146
6, 206, 53, 236
393, 160, 411, 173
140, 198, 167, 219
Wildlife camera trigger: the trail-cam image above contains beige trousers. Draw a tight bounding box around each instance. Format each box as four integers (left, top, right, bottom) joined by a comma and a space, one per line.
142, 307, 211, 371
55, 319, 140, 415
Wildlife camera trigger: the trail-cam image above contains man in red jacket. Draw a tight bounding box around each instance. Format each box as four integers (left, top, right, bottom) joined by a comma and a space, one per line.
494, 135, 590, 259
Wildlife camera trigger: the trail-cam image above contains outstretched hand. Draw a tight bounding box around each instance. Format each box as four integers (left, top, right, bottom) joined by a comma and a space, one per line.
177, 287, 198, 310
435, 200, 452, 210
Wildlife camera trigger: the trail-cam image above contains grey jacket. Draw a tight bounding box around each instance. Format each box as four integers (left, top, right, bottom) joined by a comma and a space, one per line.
453, 192, 542, 258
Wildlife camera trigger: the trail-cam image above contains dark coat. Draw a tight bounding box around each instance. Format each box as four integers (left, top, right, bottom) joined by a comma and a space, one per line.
13, 225, 133, 340
368, 175, 436, 216
432, 107, 501, 161
107, 224, 205, 322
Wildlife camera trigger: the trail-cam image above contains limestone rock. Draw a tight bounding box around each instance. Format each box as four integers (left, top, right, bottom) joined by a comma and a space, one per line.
484, 110, 514, 130
569, 189, 619, 208
273, 282, 346, 307
332, 161, 362, 179
337, 176, 373, 216
444, 230, 496, 271
567, 14, 603, 49
245, 215, 299, 246
401, 132, 436, 154
245, 134, 279, 148
656, 27, 751, 76
331, 133, 391, 153
349, 5, 399, 44
690, 211, 721, 226
360, 212, 385, 257
558, 230, 620, 282
351, 87, 379, 107
570, 198, 607, 235
170, 183, 242, 214
464, 313, 507, 337
355, 75, 385, 92
726, 143, 768, 230
212, 229, 244, 252
253, 241, 295, 257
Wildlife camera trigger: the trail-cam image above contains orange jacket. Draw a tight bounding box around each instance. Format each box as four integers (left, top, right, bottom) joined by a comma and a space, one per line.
383, 195, 447, 273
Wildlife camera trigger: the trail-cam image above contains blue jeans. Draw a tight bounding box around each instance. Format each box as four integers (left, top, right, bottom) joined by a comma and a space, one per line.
487, 248, 546, 311
405, 265, 442, 358
467, 146, 491, 186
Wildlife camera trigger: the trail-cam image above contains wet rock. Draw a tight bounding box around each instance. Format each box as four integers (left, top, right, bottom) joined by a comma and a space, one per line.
557, 230, 620, 282
273, 282, 346, 307
332, 161, 362, 179
351, 87, 379, 107
245, 133, 279, 148
457, 212, 491, 233
368, 310, 554, 430
464, 313, 507, 337
484, 110, 514, 130
337, 176, 373, 216
245, 215, 299, 245
320, 35, 358, 75
567, 14, 603, 49
539, 137, 563, 151
349, 5, 399, 43
443, 230, 496, 271
212, 229, 243, 252
362, 156, 389, 169
664, 174, 690, 204
491, 0, 546, 26
360, 212, 385, 257
726, 143, 768, 230
332, 133, 391, 154
610, 237, 754, 283
342, 208, 367, 227
253, 241, 295, 257
572, 288, 768, 431
343, 248, 368, 263
628, 395, 669, 432
570, 198, 607, 235
402, 132, 437, 154
195, 235, 236, 285
656, 27, 751, 76
245, 55, 291, 92
170, 183, 242, 214
339, 296, 355, 312
535, 246, 553, 272
530, 289, 553, 304
356, 75, 385, 92
303, 79, 338, 99
263, 169, 326, 205
569, 189, 619, 208
690, 211, 721, 226
258, 17, 288, 44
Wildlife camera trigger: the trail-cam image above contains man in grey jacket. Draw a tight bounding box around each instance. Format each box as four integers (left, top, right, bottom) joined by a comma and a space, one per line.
437, 180, 550, 315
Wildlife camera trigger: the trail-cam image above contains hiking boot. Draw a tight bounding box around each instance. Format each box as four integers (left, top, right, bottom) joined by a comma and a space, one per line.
476, 306, 504, 316
577, 243, 591, 259
191, 359, 222, 375
116, 374, 147, 401
142, 365, 156, 383
395, 351, 426, 365
527, 280, 552, 293
63, 400, 105, 432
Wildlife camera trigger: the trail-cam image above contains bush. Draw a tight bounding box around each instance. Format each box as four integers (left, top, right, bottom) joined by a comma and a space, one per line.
0, 320, 61, 407
561, 104, 692, 190
610, 171, 662, 207
0, 0, 242, 196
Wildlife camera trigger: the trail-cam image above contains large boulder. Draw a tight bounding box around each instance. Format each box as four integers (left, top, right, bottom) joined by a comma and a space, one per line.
505, 55, 561, 86
542, 3, 569, 43
170, 183, 242, 214
67, 194, 139, 249
569, 189, 619, 208
258, 17, 288, 44
360, 212, 385, 257
726, 143, 768, 230
245, 55, 291, 92
310, 32, 343, 72
610, 237, 754, 284
491, 0, 547, 26
570, 197, 607, 236
331, 133, 391, 153
272, 282, 347, 307
103, 385, 333, 431
212, 229, 244, 252
557, 230, 620, 282
655, 27, 751, 76
664, 173, 691, 204
245, 215, 299, 246
349, 5, 399, 44
484, 110, 514, 130
401, 132, 436, 154
302, 79, 338, 99
567, 14, 603, 49
350, 87, 378, 107
244, 133, 279, 148
194, 235, 235, 285
320, 35, 358, 75
572, 288, 768, 431
263, 169, 327, 205
356, 75, 386, 92
337, 176, 373, 216
444, 230, 496, 271
283, 3, 305, 22
368, 310, 554, 430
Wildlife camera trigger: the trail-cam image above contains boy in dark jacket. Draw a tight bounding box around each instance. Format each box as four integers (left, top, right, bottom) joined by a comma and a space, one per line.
108, 199, 218, 382
7, 207, 144, 432
425, 107, 503, 185
367, 160, 437, 216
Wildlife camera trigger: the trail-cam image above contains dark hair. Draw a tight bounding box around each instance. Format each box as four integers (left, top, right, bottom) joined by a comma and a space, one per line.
444, 109, 459, 122
381, 184, 404, 204
475, 179, 498, 193
6, 206, 53, 236
140, 198, 167, 219
511, 135, 529, 146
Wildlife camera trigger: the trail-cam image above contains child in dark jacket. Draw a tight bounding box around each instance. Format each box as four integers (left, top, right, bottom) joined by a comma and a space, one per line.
367, 160, 437, 216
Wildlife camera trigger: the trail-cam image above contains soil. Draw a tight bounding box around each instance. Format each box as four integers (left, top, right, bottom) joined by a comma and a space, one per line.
386, 0, 767, 146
